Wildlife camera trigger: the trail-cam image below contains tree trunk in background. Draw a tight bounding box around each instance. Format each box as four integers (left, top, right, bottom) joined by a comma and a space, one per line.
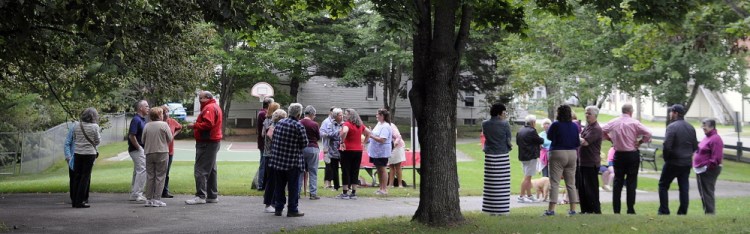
289, 66, 301, 102
410, 0, 467, 226
544, 83, 559, 120
388, 63, 402, 121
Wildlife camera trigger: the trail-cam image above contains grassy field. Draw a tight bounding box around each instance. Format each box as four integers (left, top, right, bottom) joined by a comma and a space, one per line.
2, 136, 750, 196
457, 142, 662, 193
292, 196, 750, 233
0, 141, 423, 197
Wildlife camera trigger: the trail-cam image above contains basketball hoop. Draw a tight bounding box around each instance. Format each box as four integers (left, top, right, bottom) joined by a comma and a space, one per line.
251, 82, 274, 102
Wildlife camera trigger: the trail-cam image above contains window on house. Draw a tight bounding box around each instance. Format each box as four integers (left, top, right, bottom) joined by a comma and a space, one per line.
464, 91, 475, 107
367, 83, 375, 100
463, 119, 477, 125
535, 90, 543, 99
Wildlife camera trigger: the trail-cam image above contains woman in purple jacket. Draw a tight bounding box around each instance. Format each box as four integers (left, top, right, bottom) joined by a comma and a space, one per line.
694, 119, 723, 215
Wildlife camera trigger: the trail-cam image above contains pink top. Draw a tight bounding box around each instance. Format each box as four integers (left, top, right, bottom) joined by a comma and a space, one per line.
390, 123, 405, 148
607, 147, 615, 163
693, 129, 724, 169
602, 114, 652, 152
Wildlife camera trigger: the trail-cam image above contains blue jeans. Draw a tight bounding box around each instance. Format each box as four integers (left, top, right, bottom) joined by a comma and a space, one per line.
300, 147, 320, 196
258, 152, 266, 189
274, 168, 301, 213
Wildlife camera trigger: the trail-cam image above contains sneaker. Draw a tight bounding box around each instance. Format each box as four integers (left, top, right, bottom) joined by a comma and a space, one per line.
131, 195, 147, 202
349, 194, 358, 200
518, 196, 532, 203
162, 193, 174, 198
206, 198, 219, 203
144, 200, 153, 207
287, 211, 305, 217
335, 194, 350, 200
264, 206, 275, 213
542, 210, 555, 216
568, 210, 577, 216
526, 196, 540, 203
375, 190, 388, 195
152, 200, 167, 207
309, 195, 321, 200
602, 185, 612, 192
185, 197, 207, 205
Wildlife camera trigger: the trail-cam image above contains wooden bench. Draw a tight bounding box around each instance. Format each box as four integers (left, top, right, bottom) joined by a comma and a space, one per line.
638, 146, 659, 171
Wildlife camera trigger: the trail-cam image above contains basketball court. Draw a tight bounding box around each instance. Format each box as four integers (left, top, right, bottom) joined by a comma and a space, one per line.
172, 140, 260, 161
109, 140, 261, 162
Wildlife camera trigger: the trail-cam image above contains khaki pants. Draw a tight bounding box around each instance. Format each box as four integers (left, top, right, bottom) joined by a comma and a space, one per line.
548, 150, 579, 203
144, 152, 169, 200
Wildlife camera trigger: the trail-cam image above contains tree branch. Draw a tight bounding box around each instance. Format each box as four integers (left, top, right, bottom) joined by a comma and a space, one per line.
36, 25, 78, 36
454, 4, 473, 57
723, 0, 750, 18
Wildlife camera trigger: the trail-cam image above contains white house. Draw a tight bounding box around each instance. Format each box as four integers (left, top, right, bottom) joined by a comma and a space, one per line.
219, 76, 491, 127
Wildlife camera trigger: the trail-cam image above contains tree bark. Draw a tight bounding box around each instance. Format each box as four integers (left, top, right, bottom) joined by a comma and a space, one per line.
410, 0, 466, 226
544, 82, 559, 120
290, 66, 301, 102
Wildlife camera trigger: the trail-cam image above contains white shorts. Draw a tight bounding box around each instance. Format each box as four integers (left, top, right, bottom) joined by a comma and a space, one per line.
388, 146, 406, 165
521, 159, 539, 176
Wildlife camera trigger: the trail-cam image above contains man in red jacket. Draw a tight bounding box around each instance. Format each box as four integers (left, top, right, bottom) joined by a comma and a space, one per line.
185, 91, 223, 205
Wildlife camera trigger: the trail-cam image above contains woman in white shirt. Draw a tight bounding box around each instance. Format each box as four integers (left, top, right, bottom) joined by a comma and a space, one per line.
367, 108, 393, 195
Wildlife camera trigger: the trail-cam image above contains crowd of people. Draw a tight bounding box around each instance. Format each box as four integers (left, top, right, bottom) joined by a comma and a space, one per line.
481, 103, 724, 216
62, 92, 724, 217
254, 98, 407, 216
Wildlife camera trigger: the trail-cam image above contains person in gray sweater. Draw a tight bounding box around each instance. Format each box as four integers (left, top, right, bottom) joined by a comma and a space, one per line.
70, 108, 101, 208
658, 104, 698, 215
142, 107, 173, 207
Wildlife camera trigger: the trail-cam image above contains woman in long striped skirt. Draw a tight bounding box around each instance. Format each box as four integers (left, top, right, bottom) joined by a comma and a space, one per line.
481, 103, 513, 215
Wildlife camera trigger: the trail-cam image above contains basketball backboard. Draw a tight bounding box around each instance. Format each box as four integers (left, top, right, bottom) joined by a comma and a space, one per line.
251, 82, 274, 102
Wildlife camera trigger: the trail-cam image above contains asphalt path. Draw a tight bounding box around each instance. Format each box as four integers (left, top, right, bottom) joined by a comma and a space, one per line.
1, 177, 749, 233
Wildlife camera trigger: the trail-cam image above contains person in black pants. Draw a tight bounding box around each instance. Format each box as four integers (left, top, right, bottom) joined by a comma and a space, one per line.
70, 108, 101, 208
658, 105, 698, 215
602, 104, 652, 214
577, 106, 603, 214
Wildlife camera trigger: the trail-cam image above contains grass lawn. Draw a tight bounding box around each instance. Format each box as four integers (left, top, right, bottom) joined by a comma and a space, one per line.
291, 196, 750, 233
2, 137, 750, 197
457, 142, 662, 193
0, 141, 423, 197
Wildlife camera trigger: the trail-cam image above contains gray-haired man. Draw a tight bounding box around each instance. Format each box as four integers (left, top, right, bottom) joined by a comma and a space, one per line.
270, 103, 308, 217
128, 100, 149, 202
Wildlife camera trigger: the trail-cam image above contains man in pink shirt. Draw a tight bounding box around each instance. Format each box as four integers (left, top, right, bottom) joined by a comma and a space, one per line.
602, 104, 652, 214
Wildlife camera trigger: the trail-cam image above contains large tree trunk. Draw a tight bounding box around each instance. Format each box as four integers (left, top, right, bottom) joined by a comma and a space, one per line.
410, 0, 468, 226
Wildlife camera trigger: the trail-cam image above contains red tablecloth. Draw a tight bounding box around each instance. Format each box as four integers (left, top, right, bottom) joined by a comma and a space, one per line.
318, 150, 421, 168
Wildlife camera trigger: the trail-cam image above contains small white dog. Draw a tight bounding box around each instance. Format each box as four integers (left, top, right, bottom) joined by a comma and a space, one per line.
531, 177, 550, 202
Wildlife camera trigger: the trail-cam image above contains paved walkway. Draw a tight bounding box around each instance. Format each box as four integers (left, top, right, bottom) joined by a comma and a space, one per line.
1, 177, 749, 233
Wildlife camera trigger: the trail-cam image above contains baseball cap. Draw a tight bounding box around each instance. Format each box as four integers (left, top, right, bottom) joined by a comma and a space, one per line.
669, 104, 686, 115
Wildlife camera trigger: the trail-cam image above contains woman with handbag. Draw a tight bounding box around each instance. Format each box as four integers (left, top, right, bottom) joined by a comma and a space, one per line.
71, 107, 101, 208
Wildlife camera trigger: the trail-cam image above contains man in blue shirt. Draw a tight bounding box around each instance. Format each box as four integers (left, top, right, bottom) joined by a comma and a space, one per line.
128, 100, 149, 202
